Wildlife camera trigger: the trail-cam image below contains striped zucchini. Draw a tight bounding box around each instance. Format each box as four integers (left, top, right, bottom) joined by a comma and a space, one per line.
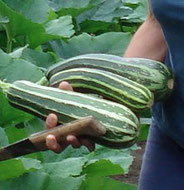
0, 80, 140, 148
49, 68, 154, 111
46, 53, 174, 101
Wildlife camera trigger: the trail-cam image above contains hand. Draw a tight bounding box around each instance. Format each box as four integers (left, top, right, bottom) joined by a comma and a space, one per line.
45, 81, 95, 153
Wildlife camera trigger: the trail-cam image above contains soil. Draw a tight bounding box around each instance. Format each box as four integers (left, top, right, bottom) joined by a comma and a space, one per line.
113, 141, 146, 185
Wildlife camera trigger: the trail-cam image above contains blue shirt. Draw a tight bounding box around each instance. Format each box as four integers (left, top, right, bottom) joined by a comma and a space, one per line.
150, 0, 184, 148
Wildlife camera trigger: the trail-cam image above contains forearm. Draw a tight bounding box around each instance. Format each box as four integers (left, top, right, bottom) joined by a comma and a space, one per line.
124, 14, 167, 62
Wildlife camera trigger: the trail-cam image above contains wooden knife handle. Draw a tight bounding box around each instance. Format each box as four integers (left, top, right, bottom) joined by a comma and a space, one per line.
29, 116, 106, 151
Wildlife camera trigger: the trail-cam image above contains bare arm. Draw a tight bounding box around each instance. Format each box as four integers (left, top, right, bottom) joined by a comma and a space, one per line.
124, 11, 167, 62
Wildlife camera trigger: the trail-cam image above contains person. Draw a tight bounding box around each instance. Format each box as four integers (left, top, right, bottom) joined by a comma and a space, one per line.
125, 1, 184, 189
45, 1, 184, 189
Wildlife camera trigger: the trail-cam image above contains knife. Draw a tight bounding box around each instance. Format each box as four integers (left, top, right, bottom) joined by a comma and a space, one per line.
0, 116, 106, 161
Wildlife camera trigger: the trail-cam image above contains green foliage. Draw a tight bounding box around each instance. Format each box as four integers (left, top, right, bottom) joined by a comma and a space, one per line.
80, 177, 137, 190
0, 0, 148, 189
2, 0, 51, 23
0, 91, 33, 127
0, 127, 9, 146
0, 158, 42, 181
50, 32, 132, 58
0, 49, 43, 82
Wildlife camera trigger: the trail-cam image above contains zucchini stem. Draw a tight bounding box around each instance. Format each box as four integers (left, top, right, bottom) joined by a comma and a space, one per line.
0, 80, 11, 94
167, 79, 174, 90
36, 77, 49, 86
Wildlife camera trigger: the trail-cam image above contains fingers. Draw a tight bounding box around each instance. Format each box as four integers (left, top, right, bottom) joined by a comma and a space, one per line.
45, 114, 63, 153
45, 113, 58, 129
66, 135, 81, 149
59, 81, 73, 91
79, 139, 95, 152
46, 135, 65, 153
66, 135, 95, 152
46, 134, 95, 153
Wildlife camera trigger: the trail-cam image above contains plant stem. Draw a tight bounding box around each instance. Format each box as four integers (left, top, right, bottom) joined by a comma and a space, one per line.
4, 25, 12, 53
